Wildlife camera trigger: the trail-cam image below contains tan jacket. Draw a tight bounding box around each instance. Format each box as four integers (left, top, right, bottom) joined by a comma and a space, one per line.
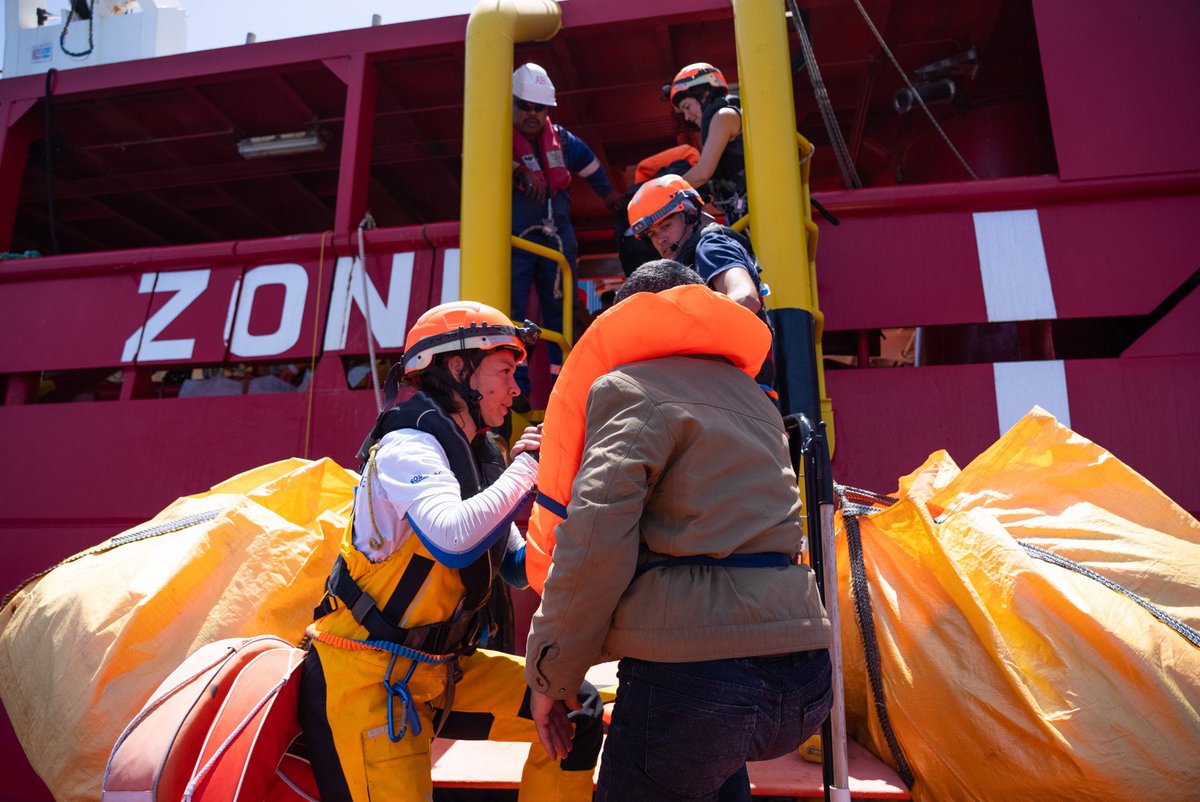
526, 355, 830, 699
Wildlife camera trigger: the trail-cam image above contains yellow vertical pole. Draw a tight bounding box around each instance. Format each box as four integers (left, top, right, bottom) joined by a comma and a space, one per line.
731, 0, 833, 449
460, 0, 562, 311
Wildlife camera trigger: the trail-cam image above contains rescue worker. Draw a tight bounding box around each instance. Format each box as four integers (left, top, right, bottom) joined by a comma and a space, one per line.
525, 261, 833, 801
626, 173, 775, 391
668, 62, 747, 223
511, 62, 623, 391
299, 301, 603, 802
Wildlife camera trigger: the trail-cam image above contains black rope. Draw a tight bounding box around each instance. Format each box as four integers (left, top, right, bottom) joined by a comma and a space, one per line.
42, 68, 60, 255
59, 0, 97, 58
836, 485, 915, 788
1, 508, 222, 609
833, 482, 1200, 793
1020, 542, 1200, 650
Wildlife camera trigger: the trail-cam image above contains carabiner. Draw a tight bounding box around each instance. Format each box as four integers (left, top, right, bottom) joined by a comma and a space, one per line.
382, 653, 422, 743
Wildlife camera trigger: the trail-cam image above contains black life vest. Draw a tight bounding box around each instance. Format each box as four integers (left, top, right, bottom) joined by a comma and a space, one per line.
700, 95, 747, 206
318, 391, 512, 655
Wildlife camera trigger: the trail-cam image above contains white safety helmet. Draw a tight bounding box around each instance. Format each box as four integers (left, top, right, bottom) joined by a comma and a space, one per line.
512, 63, 557, 107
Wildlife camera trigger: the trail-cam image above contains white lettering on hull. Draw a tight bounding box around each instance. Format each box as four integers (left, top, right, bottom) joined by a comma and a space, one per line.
121, 270, 210, 362
229, 264, 309, 357
122, 252, 428, 363
323, 253, 414, 351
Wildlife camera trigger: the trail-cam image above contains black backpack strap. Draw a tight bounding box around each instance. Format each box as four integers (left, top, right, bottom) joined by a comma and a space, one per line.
313, 554, 438, 646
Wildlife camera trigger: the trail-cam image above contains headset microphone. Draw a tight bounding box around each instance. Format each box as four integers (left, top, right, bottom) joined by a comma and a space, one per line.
667, 240, 680, 254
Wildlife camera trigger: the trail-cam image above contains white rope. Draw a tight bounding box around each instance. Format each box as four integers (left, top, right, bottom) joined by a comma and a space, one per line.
356, 213, 384, 413
515, 197, 565, 299
275, 762, 321, 802
183, 669, 294, 802
850, 0, 979, 181
103, 645, 238, 783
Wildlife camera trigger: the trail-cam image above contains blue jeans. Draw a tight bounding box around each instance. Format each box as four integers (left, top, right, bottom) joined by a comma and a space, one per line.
596, 650, 832, 802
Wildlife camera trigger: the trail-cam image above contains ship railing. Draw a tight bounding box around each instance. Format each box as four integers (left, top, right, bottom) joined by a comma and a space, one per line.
510, 234, 573, 355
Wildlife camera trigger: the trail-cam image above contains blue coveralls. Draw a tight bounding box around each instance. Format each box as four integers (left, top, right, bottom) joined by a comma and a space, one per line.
512, 123, 614, 386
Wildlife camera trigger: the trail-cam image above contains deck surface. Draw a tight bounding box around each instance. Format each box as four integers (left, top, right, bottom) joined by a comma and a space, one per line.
430, 663, 910, 798
430, 738, 910, 798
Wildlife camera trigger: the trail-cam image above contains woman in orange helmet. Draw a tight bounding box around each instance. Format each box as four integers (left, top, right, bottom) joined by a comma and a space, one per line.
667, 62, 748, 223
300, 301, 602, 802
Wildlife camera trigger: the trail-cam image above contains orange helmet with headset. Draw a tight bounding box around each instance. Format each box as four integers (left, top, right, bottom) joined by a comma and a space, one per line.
626, 174, 703, 238
401, 301, 539, 376
666, 62, 728, 107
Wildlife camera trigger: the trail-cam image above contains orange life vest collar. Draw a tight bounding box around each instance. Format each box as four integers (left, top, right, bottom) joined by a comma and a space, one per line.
525, 284, 771, 594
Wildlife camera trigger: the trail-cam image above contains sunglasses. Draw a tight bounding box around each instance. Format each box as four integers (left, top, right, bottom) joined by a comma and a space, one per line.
515, 100, 549, 113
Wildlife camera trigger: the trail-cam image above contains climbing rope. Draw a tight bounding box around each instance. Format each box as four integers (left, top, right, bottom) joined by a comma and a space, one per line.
849, 0, 979, 181
1, 509, 222, 608
305, 625, 456, 664
1019, 542, 1200, 650
306, 625, 458, 744
835, 484, 916, 788
303, 231, 332, 459
787, 0, 862, 189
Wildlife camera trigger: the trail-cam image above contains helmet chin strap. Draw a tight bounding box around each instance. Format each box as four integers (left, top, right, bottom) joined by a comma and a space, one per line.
454, 354, 489, 432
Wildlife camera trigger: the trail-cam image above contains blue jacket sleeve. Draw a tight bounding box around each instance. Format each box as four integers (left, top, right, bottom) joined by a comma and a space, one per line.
694, 230, 761, 287
558, 125, 614, 199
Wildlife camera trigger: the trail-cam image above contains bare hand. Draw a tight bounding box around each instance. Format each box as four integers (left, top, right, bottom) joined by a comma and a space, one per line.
530, 689, 581, 761
519, 171, 548, 205
510, 424, 543, 460
529, 181, 547, 205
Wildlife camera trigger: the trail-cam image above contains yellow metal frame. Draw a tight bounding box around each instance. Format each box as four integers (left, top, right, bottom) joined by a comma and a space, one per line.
731, 0, 833, 450
460, 0, 562, 307
458, 0, 831, 447
511, 235, 574, 351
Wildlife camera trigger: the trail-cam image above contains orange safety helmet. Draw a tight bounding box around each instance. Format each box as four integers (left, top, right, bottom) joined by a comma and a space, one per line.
401, 301, 540, 376
626, 174, 703, 237
666, 62, 728, 107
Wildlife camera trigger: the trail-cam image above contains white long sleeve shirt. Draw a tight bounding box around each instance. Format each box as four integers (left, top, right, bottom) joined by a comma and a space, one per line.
352, 429, 538, 568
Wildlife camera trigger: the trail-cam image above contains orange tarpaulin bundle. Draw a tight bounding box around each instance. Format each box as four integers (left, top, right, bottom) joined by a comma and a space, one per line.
835, 408, 1200, 800
0, 458, 355, 802
634, 144, 699, 183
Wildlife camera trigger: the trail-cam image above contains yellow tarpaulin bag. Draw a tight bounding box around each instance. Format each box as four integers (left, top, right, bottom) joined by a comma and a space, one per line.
835, 408, 1200, 801
0, 458, 356, 802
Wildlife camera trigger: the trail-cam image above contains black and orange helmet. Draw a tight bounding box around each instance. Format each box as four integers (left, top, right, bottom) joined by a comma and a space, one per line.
401, 301, 539, 376
626, 174, 703, 237
666, 62, 729, 107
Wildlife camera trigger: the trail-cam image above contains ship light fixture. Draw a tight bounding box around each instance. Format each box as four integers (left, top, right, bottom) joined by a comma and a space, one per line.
236, 130, 326, 159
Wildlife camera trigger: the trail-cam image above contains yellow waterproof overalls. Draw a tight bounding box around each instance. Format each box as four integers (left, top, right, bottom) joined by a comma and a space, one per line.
298, 392, 600, 802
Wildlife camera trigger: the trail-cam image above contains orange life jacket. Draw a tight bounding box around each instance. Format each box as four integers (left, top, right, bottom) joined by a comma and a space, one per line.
525, 284, 772, 594
634, 144, 700, 183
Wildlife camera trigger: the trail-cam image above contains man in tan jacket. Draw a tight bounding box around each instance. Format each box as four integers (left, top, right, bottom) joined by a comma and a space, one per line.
525, 260, 832, 801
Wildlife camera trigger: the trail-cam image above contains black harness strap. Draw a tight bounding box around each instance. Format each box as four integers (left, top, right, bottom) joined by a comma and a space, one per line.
314, 554, 441, 648
382, 554, 437, 624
